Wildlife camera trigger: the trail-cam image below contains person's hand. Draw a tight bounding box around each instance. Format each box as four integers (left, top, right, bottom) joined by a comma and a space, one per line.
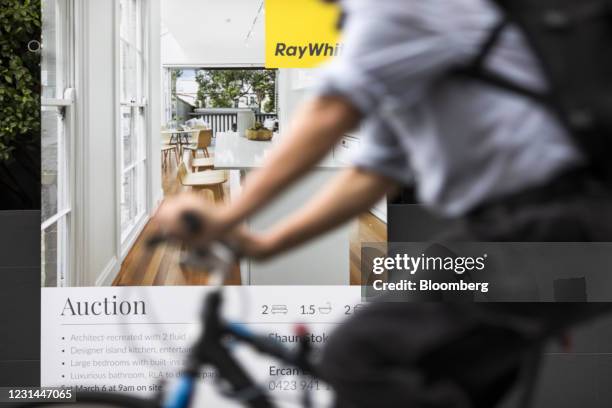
151, 192, 229, 246
227, 227, 279, 261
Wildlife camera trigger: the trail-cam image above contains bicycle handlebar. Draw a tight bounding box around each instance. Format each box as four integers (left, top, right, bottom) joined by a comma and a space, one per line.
147, 211, 240, 285
146, 211, 203, 246
146, 210, 319, 408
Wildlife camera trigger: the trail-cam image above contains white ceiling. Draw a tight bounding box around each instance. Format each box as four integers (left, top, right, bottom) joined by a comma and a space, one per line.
161, 0, 265, 67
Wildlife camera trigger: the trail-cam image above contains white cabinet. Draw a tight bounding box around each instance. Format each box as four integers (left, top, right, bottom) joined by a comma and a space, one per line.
333, 135, 360, 165
371, 199, 388, 223
214, 133, 349, 285
333, 134, 388, 224
247, 170, 350, 285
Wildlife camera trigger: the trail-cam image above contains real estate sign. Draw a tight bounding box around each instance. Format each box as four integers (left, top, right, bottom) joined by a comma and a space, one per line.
265, 0, 342, 68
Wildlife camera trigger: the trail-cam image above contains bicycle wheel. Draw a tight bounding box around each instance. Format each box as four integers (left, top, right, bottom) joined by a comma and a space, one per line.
8, 391, 157, 408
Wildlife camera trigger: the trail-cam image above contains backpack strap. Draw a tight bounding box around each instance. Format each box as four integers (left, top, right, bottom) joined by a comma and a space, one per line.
469, 18, 510, 71
453, 17, 556, 108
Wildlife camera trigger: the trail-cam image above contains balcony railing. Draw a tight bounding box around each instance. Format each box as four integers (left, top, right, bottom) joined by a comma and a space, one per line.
194, 112, 238, 135
190, 110, 278, 136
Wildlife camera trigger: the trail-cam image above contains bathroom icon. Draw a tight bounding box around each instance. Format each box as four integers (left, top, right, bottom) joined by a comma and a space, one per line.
318, 302, 332, 314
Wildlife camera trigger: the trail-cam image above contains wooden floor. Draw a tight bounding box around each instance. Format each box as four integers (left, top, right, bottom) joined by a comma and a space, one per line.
349, 212, 387, 284
113, 151, 386, 286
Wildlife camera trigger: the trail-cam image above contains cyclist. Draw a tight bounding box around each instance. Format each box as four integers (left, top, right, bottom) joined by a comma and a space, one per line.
154, 0, 612, 406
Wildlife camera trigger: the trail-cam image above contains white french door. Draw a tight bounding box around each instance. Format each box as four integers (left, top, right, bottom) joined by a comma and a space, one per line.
118, 0, 148, 245
41, 0, 75, 287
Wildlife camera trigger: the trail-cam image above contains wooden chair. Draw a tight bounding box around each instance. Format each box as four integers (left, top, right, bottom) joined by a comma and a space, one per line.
191, 157, 215, 172
177, 162, 227, 203
161, 132, 178, 170
184, 129, 212, 159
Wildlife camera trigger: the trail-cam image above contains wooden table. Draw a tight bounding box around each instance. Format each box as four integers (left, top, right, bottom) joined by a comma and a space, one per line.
161, 129, 195, 156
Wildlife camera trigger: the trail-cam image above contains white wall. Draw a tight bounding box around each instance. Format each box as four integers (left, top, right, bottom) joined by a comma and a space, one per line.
80, 0, 117, 286
277, 69, 322, 131
148, 0, 163, 209
77, 0, 161, 286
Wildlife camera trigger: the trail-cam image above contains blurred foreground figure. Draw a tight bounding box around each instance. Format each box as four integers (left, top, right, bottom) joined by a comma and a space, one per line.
155, 0, 612, 406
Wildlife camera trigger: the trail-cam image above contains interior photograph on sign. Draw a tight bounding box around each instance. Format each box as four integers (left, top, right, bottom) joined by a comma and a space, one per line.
40, 0, 386, 288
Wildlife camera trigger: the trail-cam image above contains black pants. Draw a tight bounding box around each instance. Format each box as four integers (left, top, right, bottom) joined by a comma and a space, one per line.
320, 171, 612, 408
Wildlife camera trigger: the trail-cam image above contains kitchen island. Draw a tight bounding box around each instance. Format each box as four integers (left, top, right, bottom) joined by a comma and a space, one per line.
214, 132, 349, 285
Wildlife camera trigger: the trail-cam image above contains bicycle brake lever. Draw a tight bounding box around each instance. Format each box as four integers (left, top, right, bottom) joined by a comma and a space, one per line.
181, 210, 204, 236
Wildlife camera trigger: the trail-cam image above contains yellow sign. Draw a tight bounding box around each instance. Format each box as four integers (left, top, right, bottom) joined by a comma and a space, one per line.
265, 0, 342, 68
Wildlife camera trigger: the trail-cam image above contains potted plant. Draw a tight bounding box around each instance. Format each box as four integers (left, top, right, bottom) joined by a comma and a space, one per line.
0, 0, 41, 209
245, 122, 273, 141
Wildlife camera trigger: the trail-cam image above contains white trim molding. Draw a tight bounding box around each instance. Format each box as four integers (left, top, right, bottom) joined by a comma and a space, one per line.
95, 256, 119, 286
120, 214, 149, 261
73, 0, 90, 286
162, 63, 265, 69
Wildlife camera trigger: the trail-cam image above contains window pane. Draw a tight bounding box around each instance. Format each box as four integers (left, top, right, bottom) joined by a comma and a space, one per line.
121, 106, 134, 166
41, 222, 58, 286
119, 0, 146, 239
121, 169, 135, 231
136, 162, 146, 215
120, 0, 137, 43
41, 0, 71, 286
136, 107, 146, 159
41, 0, 60, 98
41, 218, 69, 287
120, 0, 139, 102
41, 108, 61, 221
137, 50, 144, 102
121, 40, 138, 102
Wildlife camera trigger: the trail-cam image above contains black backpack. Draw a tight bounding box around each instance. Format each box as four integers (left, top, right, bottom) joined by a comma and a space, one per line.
458, 0, 612, 180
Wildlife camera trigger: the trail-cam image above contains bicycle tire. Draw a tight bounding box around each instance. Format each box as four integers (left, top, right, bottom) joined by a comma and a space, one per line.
7, 391, 158, 408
